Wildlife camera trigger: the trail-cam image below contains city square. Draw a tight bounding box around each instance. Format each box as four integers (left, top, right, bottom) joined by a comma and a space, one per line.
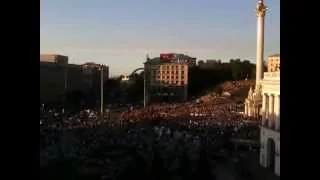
40, 0, 280, 179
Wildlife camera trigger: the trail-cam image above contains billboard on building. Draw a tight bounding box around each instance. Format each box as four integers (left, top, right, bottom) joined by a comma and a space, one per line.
160, 53, 174, 62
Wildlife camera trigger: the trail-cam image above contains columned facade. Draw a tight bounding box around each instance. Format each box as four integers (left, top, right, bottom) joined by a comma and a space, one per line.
261, 93, 279, 131
268, 94, 274, 128
259, 71, 280, 177
275, 95, 280, 131
262, 93, 267, 125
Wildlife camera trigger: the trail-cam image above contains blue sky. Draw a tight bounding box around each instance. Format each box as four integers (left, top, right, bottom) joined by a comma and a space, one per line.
40, 0, 279, 76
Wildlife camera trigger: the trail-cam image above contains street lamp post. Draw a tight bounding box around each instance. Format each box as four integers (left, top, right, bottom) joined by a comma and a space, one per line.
100, 65, 104, 120
144, 67, 146, 107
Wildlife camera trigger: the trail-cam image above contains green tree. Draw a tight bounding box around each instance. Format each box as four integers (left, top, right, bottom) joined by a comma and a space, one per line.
127, 72, 144, 102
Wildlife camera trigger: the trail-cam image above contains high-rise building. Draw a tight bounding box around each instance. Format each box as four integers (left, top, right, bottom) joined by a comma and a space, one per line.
40, 54, 109, 104
40, 54, 68, 65
144, 56, 188, 106
40, 61, 68, 103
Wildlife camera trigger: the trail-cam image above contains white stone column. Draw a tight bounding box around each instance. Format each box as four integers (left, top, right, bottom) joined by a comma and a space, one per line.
255, 1, 266, 83
265, 94, 269, 125
244, 102, 248, 116
259, 137, 267, 167
268, 94, 274, 128
275, 95, 280, 131
252, 106, 256, 117
248, 105, 252, 116
275, 140, 280, 176
262, 93, 267, 125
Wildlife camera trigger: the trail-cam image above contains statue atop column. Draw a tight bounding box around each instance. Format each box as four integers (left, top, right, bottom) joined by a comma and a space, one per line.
256, 0, 267, 17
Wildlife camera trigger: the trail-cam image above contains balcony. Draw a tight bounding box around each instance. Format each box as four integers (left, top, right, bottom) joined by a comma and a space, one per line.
263, 72, 280, 80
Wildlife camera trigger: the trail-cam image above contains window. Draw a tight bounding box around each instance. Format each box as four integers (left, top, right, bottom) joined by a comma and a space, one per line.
181, 81, 184, 85
176, 81, 179, 84
181, 75, 184, 79
167, 71, 169, 73
171, 76, 174, 79
167, 76, 169, 79
181, 71, 184, 74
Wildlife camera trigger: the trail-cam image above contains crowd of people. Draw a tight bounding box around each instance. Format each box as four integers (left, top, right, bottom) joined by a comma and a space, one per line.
221, 80, 255, 93
40, 91, 261, 180
121, 96, 259, 140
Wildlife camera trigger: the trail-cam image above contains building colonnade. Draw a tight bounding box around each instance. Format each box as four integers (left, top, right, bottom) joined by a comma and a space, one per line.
261, 93, 280, 131
244, 99, 261, 118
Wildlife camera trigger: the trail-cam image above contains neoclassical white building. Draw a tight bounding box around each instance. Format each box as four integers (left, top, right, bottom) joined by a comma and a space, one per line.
259, 71, 280, 176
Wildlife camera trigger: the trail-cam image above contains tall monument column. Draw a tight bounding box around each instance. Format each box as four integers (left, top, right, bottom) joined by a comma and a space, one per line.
255, 0, 267, 84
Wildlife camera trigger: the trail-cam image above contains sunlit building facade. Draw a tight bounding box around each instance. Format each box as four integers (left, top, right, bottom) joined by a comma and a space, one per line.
267, 54, 280, 72
144, 57, 188, 105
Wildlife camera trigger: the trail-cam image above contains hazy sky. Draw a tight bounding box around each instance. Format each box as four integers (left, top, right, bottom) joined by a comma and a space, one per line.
40, 0, 279, 76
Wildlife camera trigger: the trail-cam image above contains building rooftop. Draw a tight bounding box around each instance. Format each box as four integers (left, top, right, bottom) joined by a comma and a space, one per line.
268, 53, 280, 57
40, 54, 68, 57
144, 57, 162, 65
144, 57, 189, 65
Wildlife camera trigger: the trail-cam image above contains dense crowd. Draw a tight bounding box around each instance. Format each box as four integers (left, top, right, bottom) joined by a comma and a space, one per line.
221, 80, 255, 93
121, 96, 259, 140
40, 94, 261, 180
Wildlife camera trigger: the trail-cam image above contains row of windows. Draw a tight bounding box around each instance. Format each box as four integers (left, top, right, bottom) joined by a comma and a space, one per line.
151, 77, 186, 84
269, 64, 280, 69
161, 65, 186, 69
158, 70, 185, 74
152, 71, 186, 76
161, 81, 185, 85
156, 76, 185, 79
151, 87, 184, 93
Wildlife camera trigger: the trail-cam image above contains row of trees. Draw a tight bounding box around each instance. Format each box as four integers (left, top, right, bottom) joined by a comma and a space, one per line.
188, 59, 260, 98
197, 59, 259, 80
